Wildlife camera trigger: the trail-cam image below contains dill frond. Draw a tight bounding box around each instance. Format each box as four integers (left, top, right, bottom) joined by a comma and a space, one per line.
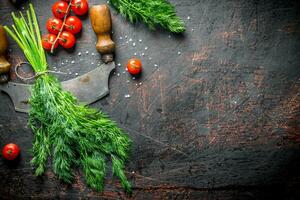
110, 0, 185, 33
4, 4, 132, 192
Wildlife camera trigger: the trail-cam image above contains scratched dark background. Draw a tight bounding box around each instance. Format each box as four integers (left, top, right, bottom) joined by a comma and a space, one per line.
0, 0, 300, 199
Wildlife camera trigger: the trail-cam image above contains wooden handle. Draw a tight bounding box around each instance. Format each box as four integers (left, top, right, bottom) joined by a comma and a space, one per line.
0, 25, 11, 75
89, 4, 115, 63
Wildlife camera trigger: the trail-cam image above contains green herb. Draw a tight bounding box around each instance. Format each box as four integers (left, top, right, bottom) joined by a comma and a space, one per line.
110, 0, 185, 33
4, 4, 132, 193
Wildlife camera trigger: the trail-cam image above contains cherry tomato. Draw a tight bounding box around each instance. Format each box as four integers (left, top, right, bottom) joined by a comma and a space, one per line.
59, 31, 76, 49
42, 34, 59, 51
127, 58, 142, 75
2, 143, 20, 161
52, 1, 70, 19
65, 16, 82, 34
46, 17, 63, 34
71, 0, 89, 15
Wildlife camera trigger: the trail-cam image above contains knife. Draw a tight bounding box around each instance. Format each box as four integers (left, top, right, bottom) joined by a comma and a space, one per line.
0, 4, 116, 113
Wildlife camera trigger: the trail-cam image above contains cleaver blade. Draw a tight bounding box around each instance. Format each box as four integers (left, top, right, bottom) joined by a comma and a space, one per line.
0, 62, 115, 113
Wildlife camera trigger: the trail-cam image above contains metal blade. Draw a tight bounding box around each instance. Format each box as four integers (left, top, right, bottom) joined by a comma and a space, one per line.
0, 62, 115, 113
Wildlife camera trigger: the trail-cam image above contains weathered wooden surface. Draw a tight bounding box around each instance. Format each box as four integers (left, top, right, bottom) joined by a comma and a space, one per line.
0, 0, 300, 199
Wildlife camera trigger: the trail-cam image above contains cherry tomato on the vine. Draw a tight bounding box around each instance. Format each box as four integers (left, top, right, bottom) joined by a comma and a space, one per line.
52, 1, 70, 19
2, 143, 20, 161
59, 31, 76, 49
71, 0, 89, 15
65, 16, 82, 34
46, 17, 63, 34
42, 34, 59, 51
127, 58, 142, 75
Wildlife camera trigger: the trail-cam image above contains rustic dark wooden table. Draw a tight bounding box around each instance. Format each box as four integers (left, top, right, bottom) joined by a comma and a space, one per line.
0, 0, 299, 199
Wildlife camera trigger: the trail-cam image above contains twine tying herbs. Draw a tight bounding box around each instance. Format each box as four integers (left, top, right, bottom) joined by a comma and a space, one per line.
15, 62, 66, 81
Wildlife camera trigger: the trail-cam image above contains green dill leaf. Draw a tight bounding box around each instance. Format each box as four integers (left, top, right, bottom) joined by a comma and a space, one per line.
5, 4, 132, 192
110, 0, 185, 33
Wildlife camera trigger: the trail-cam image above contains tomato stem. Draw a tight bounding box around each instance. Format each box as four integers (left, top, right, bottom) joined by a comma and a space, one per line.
50, 1, 72, 53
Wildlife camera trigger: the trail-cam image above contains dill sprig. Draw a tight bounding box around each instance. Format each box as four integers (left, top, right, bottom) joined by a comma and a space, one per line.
110, 0, 185, 33
4, 4, 132, 193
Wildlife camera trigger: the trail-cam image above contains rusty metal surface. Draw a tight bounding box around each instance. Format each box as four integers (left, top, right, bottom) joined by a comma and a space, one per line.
0, 0, 300, 199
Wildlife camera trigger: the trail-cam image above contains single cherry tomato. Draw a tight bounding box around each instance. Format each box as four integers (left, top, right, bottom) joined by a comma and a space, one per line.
59, 31, 76, 49
65, 16, 82, 34
46, 17, 63, 34
2, 143, 20, 161
52, 1, 70, 19
71, 0, 89, 15
127, 58, 142, 75
42, 34, 59, 51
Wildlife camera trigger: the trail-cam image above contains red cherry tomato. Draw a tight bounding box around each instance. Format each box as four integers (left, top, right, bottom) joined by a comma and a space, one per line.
65, 16, 82, 34
42, 34, 59, 51
52, 1, 70, 19
2, 143, 20, 161
46, 17, 63, 34
71, 0, 89, 15
127, 58, 142, 75
59, 31, 76, 49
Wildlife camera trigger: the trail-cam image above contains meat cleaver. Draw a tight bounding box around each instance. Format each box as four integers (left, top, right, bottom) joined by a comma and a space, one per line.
0, 4, 116, 113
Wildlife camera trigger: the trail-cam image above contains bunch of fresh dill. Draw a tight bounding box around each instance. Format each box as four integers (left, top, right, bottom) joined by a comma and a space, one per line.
109, 0, 185, 33
4, 4, 132, 192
